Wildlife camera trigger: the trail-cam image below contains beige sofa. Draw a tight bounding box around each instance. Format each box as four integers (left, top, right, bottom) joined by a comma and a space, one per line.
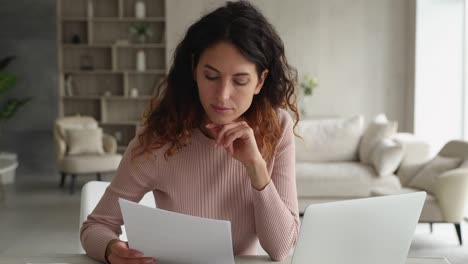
295, 115, 431, 212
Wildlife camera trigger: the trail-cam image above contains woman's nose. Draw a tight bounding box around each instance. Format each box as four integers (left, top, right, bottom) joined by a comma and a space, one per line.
216, 79, 231, 101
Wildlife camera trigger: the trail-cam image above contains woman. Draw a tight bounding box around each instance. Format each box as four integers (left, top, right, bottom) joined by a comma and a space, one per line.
80, 1, 300, 263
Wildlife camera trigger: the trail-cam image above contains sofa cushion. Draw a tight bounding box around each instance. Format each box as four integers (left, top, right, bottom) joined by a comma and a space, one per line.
296, 162, 401, 197
408, 156, 462, 194
295, 115, 364, 162
371, 138, 404, 176
359, 119, 398, 164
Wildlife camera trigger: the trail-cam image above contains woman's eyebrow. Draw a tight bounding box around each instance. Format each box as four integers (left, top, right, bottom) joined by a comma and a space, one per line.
204, 64, 250, 76
204, 64, 220, 72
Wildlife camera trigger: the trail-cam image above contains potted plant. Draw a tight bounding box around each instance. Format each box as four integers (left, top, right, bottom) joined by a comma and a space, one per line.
299, 74, 318, 116
129, 22, 154, 44
0, 56, 31, 187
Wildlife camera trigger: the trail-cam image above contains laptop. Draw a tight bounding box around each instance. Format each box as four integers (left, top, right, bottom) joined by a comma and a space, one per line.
291, 192, 426, 264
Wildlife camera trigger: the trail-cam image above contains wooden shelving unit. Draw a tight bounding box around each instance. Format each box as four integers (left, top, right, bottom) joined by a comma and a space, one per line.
57, 0, 166, 152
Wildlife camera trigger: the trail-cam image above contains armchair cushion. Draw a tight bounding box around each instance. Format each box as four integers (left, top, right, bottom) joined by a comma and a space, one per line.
60, 154, 122, 174
371, 138, 404, 176
66, 128, 104, 155
56, 116, 98, 139
408, 156, 462, 194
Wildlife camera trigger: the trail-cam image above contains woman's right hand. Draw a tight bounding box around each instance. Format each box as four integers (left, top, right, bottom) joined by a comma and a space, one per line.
106, 239, 156, 264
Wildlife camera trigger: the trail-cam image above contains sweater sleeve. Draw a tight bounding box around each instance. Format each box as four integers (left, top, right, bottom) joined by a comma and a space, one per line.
80, 135, 157, 263
251, 110, 300, 261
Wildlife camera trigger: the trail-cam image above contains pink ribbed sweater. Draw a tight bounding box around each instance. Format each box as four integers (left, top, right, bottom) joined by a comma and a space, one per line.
80, 109, 299, 263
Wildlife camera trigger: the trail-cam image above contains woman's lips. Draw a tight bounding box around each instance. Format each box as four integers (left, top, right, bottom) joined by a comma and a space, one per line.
211, 104, 232, 114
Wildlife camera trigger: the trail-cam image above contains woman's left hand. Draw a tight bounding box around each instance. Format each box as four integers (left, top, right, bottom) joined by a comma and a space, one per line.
206, 121, 263, 166
206, 120, 271, 190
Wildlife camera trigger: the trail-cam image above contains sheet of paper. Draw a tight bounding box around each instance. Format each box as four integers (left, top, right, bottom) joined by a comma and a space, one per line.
118, 198, 235, 264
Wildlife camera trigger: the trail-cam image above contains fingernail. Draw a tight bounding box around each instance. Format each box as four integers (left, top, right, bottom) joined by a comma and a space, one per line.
134, 252, 144, 257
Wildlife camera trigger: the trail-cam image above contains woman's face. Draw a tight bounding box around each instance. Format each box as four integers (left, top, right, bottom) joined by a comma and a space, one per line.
195, 41, 267, 125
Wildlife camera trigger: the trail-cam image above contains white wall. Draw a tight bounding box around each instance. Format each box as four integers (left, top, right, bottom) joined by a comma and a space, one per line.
414, 0, 464, 153
166, 0, 413, 130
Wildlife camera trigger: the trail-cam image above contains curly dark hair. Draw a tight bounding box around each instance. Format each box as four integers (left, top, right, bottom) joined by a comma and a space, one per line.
135, 0, 299, 163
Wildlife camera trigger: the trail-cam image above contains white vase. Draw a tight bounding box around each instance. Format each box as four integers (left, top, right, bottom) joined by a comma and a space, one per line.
87, 0, 94, 18
135, 0, 146, 19
65, 75, 74, 96
136, 50, 146, 71
301, 95, 313, 117
130, 87, 139, 97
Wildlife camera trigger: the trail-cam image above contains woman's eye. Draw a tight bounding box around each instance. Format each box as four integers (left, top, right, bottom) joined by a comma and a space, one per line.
205, 75, 218, 80
234, 80, 249, 86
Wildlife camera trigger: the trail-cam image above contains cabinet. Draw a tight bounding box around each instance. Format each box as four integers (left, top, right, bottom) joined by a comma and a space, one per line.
57, 0, 166, 152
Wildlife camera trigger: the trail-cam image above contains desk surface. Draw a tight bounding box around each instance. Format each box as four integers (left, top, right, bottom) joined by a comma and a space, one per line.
0, 254, 451, 264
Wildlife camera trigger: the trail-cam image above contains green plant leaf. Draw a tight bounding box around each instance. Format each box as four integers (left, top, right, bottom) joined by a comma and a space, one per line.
0, 72, 17, 94
0, 56, 15, 71
0, 97, 31, 120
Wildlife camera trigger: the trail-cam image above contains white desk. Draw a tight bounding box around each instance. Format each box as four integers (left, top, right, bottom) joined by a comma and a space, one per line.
0, 254, 451, 264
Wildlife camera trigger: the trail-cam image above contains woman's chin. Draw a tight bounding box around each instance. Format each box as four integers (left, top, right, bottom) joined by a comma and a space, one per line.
206, 114, 238, 125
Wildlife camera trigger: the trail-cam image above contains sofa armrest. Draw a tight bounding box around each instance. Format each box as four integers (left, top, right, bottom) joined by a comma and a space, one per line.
434, 168, 468, 222
103, 133, 118, 154
392, 133, 432, 185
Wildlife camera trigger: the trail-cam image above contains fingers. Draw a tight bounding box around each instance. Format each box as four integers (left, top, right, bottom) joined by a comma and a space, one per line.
112, 241, 143, 258
206, 121, 249, 146
108, 241, 156, 264
223, 125, 250, 150
108, 254, 156, 264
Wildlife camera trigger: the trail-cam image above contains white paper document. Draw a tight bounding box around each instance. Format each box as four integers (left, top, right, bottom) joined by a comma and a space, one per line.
118, 198, 235, 264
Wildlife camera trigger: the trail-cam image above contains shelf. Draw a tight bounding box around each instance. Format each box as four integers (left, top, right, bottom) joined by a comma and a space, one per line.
62, 17, 88, 22
93, 20, 165, 45
62, 96, 151, 100
58, 0, 165, 150
104, 96, 152, 100
63, 43, 165, 48
93, 17, 165, 22
100, 121, 139, 125
62, 17, 165, 22
63, 44, 111, 48
125, 70, 166, 74
63, 69, 165, 74
63, 96, 101, 100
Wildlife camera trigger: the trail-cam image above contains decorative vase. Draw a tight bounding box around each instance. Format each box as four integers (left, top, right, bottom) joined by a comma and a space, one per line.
87, 0, 94, 18
135, 0, 146, 19
301, 95, 313, 117
130, 87, 139, 97
136, 49, 146, 71
65, 74, 74, 96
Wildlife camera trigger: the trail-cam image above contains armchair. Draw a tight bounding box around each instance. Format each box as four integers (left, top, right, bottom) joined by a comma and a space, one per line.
54, 116, 122, 194
371, 140, 468, 245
